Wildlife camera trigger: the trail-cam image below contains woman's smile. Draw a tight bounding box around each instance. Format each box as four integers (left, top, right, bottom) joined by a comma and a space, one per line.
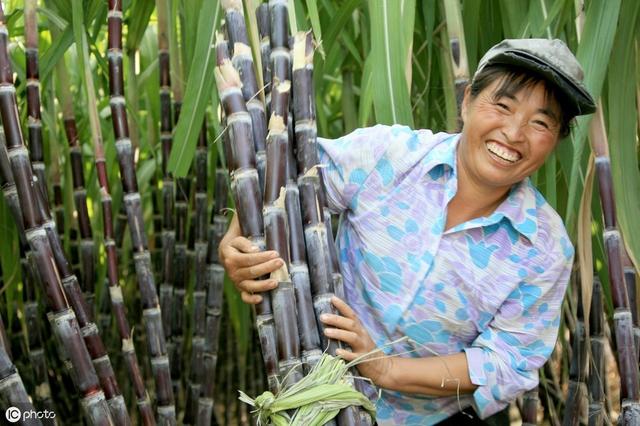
485, 140, 522, 164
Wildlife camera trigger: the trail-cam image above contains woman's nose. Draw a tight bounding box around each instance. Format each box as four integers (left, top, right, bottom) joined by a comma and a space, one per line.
501, 119, 525, 142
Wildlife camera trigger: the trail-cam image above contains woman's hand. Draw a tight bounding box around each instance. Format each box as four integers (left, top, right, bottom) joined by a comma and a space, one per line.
218, 215, 284, 304
320, 296, 393, 387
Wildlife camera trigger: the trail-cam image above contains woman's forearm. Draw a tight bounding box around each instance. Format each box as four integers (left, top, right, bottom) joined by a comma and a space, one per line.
376, 352, 477, 396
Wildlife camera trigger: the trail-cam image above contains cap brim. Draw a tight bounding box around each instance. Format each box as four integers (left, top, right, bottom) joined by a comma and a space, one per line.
485, 50, 596, 116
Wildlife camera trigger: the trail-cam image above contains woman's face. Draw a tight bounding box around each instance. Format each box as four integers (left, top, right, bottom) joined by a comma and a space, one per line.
458, 77, 562, 195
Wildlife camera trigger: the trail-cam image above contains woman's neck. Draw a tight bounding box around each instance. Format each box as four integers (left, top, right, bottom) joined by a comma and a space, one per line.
445, 145, 510, 231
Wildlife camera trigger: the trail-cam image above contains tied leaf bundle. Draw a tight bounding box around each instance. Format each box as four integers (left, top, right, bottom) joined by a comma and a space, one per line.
238, 354, 376, 425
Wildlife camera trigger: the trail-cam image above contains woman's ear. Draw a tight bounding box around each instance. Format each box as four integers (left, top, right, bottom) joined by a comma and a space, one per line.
460, 85, 472, 124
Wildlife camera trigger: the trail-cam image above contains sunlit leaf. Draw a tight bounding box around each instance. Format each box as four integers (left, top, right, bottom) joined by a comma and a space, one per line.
167, 0, 221, 177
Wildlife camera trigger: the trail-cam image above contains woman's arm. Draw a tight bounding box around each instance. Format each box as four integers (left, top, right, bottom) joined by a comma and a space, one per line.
321, 297, 477, 397
379, 353, 477, 396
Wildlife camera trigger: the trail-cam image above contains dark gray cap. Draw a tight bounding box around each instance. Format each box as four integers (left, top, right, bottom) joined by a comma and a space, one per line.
474, 38, 596, 116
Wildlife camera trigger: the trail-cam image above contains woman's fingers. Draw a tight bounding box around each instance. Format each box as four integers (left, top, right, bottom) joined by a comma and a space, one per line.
241, 291, 263, 305
324, 328, 358, 346
225, 239, 279, 267
228, 258, 284, 283
242, 258, 284, 280
335, 348, 357, 362
320, 313, 356, 332
331, 296, 357, 319
228, 236, 260, 253
237, 279, 278, 294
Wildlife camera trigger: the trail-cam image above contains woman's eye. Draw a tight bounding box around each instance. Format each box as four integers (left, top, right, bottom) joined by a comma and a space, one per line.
532, 120, 550, 130
496, 102, 509, 110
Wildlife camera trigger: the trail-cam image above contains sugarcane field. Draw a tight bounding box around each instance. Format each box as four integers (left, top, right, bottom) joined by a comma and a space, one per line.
0, 0, 640, 425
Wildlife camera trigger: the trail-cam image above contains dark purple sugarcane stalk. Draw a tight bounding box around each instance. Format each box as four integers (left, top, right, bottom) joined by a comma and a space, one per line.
521, 388, 539, 426
95, 143, 156, 426
0, 344, 42, 426
562, 271, 588, 425
588, 277, 605, 426
57, 66, 96, 318
37, 168, 131, 425
292, 30, 365, 426
264, 80, 304, 386
24, 0, 48, 208
223, 0, 267, 193
196, 160, 227, 426
6, 19, 70, 420
20, 12, 61, 412
184, 123, 208, 425
156, 0, 176, 379
292, 33, 338, 353
38, 30, 139, 425
588, 105, 640, 419
288, 33, 323, 372
256, 2, 272, 116
622, 249, 640, 361
170, 100, 188, 408
0, 7, 115, 424
215, 46, 279, 393
269, 0, 291, 86
22, 246, 56, 413
171, 165, 190, 406
107, 0, 175, 423
65, 35, 156, 422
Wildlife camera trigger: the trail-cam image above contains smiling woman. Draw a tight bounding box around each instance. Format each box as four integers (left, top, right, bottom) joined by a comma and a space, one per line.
218, 38, 596, 425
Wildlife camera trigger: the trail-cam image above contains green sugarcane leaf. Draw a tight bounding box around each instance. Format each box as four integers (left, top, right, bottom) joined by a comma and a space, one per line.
180, 0, 204, 75
322, 0, 361, 54
306, 0, 323, 51
40, 25, 73, 81
167, 1, 221, 177
562, 0, 621, 236
125, 0, 155, 53
368, 0, 414, 126
358, 55, 374, 126
498, 0, 529, 38
37, 5, 67, 30
606, 0, 640, 270
342, 70, 358, 133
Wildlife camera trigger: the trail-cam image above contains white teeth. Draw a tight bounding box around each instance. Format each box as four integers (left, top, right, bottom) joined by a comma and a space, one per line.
486, 141, 521, 163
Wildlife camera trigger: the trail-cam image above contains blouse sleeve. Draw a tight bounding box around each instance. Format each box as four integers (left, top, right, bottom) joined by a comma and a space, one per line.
316, 125, 395, 214
463, 237, 574, 418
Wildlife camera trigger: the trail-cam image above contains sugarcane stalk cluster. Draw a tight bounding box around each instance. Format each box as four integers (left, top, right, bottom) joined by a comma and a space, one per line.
216, 1, 369, 424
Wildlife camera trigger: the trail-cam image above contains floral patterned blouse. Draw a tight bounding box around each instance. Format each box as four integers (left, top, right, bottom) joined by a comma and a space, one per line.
317, 124, 573, 424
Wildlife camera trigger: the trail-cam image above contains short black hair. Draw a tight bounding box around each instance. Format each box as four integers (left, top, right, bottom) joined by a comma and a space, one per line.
470, 64, 574, 138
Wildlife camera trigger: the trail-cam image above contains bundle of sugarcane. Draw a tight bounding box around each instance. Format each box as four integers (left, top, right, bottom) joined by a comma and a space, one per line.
217, 1, 372, 423
215, 34, 279, 394
291, 28, 367, 426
